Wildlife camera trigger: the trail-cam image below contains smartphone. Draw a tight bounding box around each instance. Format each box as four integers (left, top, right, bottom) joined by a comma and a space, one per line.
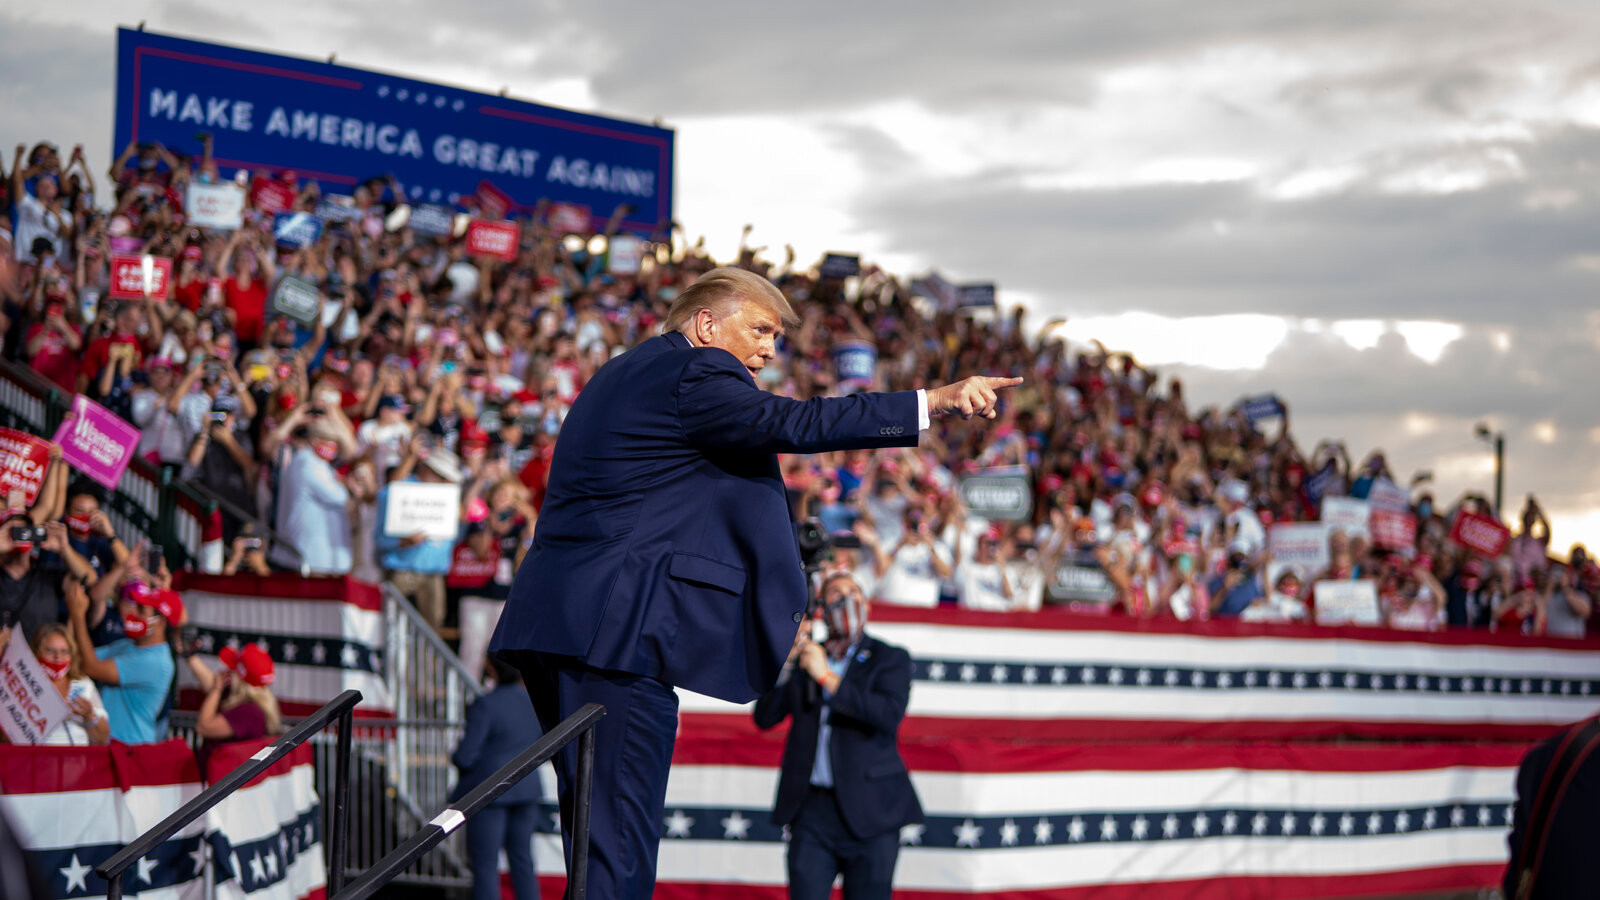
145, 546, 164, 572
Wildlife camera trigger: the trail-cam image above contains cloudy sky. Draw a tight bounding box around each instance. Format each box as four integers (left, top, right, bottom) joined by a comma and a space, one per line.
7, 2, 1600, 552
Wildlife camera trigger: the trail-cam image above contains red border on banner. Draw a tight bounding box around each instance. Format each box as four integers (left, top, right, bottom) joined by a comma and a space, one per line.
174, 572, 383, 610
0, 738, 199, 793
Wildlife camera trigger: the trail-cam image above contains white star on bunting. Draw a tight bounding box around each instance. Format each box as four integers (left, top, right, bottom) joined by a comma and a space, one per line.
1021, 665, 1038, 684
954, 818, 984, 847
959, 663, 977, 683
1251, 813, 1269, 835
1222, 811, 1238, 834
1162, 814, 1180, 838
1280, 812, 1297, 835
1040, 817, 1061, 844
721, 811, 751, 839
1310, 813, 1327, 835
990, 664, 1008, 683
1131, 816, 1149, 840
1192, 812, 1210, 837
664, 810, 693, 838
59, 855, 92, 892
136, 855, 159, 884
1339, 813, 1355, 835
1051, 667, 1068, 685
926, 661, 946, 681
1000, 818, 1020, 846
1065, 816, 1084, 842
1099, 816, 1118, 840
899, 824, 924, 846
1395, 810, 1410, 832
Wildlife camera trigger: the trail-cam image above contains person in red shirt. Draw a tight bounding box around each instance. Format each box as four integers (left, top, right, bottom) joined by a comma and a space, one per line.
172, 245, 208, 312
25, 299, 82, 391
219, 228, 273, 347
79, 302, 146, 393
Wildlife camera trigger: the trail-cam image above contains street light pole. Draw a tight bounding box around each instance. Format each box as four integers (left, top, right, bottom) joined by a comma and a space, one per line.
1475, 423, 1505, 517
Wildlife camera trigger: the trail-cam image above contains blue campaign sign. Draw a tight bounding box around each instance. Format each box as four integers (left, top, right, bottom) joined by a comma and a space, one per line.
114, 29, 673, 236
273, 212, 323, 248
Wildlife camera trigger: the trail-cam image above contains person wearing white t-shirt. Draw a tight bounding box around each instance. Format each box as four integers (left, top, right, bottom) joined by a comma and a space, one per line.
956, 528, 1020, 612
358, 394, 414, 474
1217, 480, 1266, 560
875, 507, 951, 608
10, 150, 69, 262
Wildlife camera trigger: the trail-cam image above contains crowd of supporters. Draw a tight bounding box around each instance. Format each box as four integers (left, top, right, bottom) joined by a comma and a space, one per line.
0, 132, 1593, 700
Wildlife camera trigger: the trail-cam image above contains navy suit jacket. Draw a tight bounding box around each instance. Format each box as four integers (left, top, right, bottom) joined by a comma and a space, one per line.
1504, 721, 1598, 899
490, 332, 919, 702
752, 635, 923, 840
451, 683, 545, 807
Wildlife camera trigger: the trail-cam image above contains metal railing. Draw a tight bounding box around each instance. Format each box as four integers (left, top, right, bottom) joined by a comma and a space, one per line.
333, 701, 606, 900
96, 690, 363, 899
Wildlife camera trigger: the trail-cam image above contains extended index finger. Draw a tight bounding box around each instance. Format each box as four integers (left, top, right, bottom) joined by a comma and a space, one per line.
983, 376, 1025, 388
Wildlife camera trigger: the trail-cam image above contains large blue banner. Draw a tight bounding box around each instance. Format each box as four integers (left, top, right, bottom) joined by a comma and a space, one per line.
113, 29, 673, 235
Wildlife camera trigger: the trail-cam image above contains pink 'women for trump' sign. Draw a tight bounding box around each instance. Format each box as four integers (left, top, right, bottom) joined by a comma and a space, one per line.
51, 395, 141, 489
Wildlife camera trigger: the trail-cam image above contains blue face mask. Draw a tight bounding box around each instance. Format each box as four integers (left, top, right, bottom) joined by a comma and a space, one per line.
1417, 501, 1432, 520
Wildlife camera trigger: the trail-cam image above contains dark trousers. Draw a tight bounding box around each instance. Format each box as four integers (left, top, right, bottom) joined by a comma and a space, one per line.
509, 652, 679, 900
787, 787, 900, 900
465, 803, 541, 900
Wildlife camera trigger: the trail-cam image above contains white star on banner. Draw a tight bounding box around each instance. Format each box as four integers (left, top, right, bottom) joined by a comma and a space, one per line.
1268, 671, 1282, 688
899, 824, 924, 846
1108, 667, 1124, 685
1292, 671, 1308, 689
664, 810, 693, 838
1065, 817, 1083, 842
721, 811, 751, 840
1131, 816, 1149, 840
1581, 681, 1592, 696
927, 662, 946, 681
136, 855, 159, 884
1419, 674, 1431, 691
954, 819, 983, 848
1477, 806, 1492, 826
397, 89, 409, 100
1368, 812, 1384, 834
1562, 680, 1573, 695
1463, 677, 1475, 693
1051, 667, 1068, 685
1339, 813, 1355, 835
1136, 668, 1152, 686
1099, 816, 1118, 841
429, 188, 443, 201
278, 833, 289, 861
452, 100, 465, 111
1310, 813, 1327, 835
59, 855, 91, 892
1395, 673, 1408, 691
1541, 679, 1552, 694
189, 845, 207, 876
377, 85, 389, 97
1280, 812, 1297, 835
1317, 671, 1332, 688
1192, 813, 1210, 837
1423, 808, 1437, 829
959, 663, 978, 683
198, 632, 215, 652
1217, 671, 1232, 689
1222, 811, 1238, 834
1344, 672, 1358, 689
1451, 806, 1466, 827
249, 852, 267, 884
1162, 814, 1180, 839
1500, 678, 1512, 694
1521, 678, 1533, 694
1165, 669, 1180, 687
1252, 813, 1269, 835
434, 96, 447, 108
416, 92, 428, 104
1190, 670, 1206, 688
282, 642, 299, 662
311, 642, 328, 664
990, 664, 1008, 683
229, 853, 243, 884
1244, 670, 1258, 687
256, 639, 272, 656
1504, 804, 1515, 824
1041, 817, 1062, 844
225, 634, 242, 652
1395, 810, 1410, 832
303, 823, 315, 847
1081, 665, 1097, 684
341, 644, 360, 668
264, 849, 279, 879
1021, 665, 1038, 684
409, 186, 422, 198
1000, 818, 1020, 846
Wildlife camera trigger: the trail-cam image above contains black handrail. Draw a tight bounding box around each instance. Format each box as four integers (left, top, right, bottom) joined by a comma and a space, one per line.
331, 701, 606, 900
95, 689, 363, 899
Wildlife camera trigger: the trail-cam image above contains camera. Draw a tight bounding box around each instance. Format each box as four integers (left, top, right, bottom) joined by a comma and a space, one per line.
795, 517, 860, 572
10, 524, 45, 544
241, 537, 263, 550
210, 411, 230, 424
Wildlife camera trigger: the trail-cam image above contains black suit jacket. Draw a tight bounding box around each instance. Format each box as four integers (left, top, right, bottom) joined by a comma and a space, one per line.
752, 635, 923, 840
1504, 720, 1599, 899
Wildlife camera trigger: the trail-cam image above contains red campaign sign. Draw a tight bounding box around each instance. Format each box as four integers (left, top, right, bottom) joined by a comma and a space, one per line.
1450, 511, 1512, 559
1369, 509, 1417, 551
465, 220, 521, 261
473, 179, 514, 220
547, 202, 592, 235
108, 255, 173, 300
0, 427, 52, 507
249, 177, 297, 214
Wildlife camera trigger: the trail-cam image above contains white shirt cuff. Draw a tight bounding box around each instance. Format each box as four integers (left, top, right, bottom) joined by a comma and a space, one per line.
916, 390, 930, 431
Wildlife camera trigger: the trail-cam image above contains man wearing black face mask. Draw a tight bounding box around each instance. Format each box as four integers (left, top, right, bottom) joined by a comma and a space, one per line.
753, 574, 923, 900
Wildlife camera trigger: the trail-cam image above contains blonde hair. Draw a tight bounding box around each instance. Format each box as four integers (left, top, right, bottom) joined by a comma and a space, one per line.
663, 266, 798, 333
30, 623, 82, 681
225, 680, 284, 734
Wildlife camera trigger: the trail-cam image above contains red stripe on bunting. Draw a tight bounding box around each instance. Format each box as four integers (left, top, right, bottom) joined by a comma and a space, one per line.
670, 727, 1532, 774
533, 863, 1503, 900
173, 572, 383, 610
867, 604, 1600, 650
0, 739, 199, 793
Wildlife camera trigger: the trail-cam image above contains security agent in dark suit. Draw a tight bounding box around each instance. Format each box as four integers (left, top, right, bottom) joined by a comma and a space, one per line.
491, 266, 1018, 899
754, 573, 922, 900
452, 657, 544, 900
1503, 715, 1600, 900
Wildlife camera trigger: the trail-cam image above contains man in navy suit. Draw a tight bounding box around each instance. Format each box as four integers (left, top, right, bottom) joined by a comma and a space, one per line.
452, 657, 544, 900
754, 573, 922, 900
491, 266, 1018, 899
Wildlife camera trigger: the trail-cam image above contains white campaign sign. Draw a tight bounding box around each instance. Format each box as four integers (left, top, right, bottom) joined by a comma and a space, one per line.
185, 182, 246, 230
0, 628, 71, 745
1313, 579, 1382, 626
382, 482, 462, 540
1321, 496, 1372, 540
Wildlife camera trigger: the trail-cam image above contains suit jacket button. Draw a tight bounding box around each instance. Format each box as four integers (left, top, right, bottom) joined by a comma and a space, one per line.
792, 612, 803, 623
